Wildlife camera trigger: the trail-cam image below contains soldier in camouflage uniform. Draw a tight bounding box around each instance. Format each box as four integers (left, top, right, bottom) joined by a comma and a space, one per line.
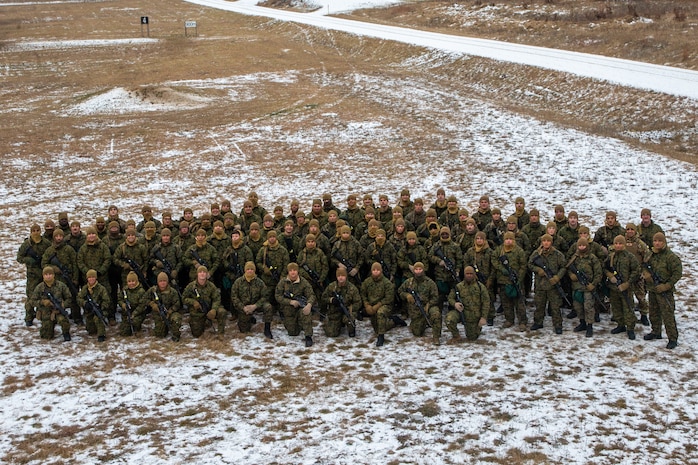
398, 231, 428, 281
624, 223, 651, 326
511, 197, 530, 230
104, 221, 125, 310
568, 238, 603, 337
117, 271, 148, 336
484, 208, 506, 249
342, 194, 364, 231
297, 234, 329, 304
41, 229, 80, 323
395, 188, 414, 219
182, 266, 227, 337
77, 227, 114, 321
361, 262, 405, 347
493, 231, 528, 330
398, 262, 442, 345
528, 234, 567, 334
332, 225, 364, 287
428, 226, 463, 307
464, 231, 496, 325
558, 211, 581, 256
43, 219, 56, 241
638, 208, 664, 248
279, 220, 302, 264
29, 267, 72, 341
221, 229, 254, 308
552, 204, 568, 231
17, 224, 52, 326
256, 230, 290, 293
642, 232, 682, 349
150, 228, 183, 291
276, 263, 316, 347
77, 269, 111, 341
57, 211, 70, 235
239, 200, 262, 234
322, 267, 362, 337
506, 215, 531, 255
148, 272, 183, 341
438, 195, 460, 232
107, 205, 127, 233
405, 198, 426, 230
66, 221, 86, 255
594, 211, 623, 254
365, 229, 397, 282
113, 229, 149, 289
310, 198, 329, 227
245, 222, 265, 259
376, 194, 393, 224
94, 216, 108, 240
137, 205, 162, 233
456, 218, 478, 256
605, 235, 640, 339
471, 195, 493, 232
446, 266, 490, 342
184, 228, 220, 283
430, 188, 448, 218
231, 261, 273, 338
416, 209, 438, 246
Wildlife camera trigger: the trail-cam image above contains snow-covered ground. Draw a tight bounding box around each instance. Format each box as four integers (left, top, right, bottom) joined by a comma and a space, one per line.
1, 1, 698, 464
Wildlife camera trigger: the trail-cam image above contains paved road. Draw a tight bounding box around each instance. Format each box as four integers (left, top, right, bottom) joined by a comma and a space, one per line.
185, 0, 698, 100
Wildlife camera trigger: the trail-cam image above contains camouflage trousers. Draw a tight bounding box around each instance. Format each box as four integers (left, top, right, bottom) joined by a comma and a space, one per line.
153, 310, 182, 339
609, 289, 637, 329
499, 285, 527, 325
633, 279, 648, 315
648, 291, 678, 341
38, 309, 70, 339
280, 305, 313, 337
407, 304, 441, 338
120, 307, 148, 336
445, 311, 481, 340
572, 290, 595, 324
368, 304, 396, 335
190, 308, 226, 337
323, 306, 355, 337
85, 309, 107, 338
533, 287, 562, 328
237, 303, 273, 333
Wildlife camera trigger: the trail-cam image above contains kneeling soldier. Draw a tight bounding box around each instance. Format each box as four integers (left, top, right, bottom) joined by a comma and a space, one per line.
77, 269, 111, 342
322, 267, 362, 338
148, 272, 182, 341
231, 261, 273, 338
446, 266, 489, 342
29, 266, 72, 341
183, 266, 226, 337
398, 262, 441, 345
275, 263, 316, 347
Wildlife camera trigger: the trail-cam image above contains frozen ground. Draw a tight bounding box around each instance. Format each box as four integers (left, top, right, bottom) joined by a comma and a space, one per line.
1, 1, 697, 464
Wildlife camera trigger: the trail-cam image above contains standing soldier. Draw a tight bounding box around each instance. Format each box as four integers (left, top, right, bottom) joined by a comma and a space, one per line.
41, 229, 80, 324
398, 262, 442, 345
297, 234, 329, 305
638, 208, 664, 247
113, 229, 149, 289
43, 219, 56, 241
605, 235, 640, 339
594, 211, 623, 253
398, 231, 429, 281
221, 229, 254, 311
624, 223, 651, 326
395, 188, 414, 218
94, 216, 108, 240
275, 263, 316, 347
528, 234, 567, 334
17, 224, 51, 326
256, 231, 290, 297
376, 194, 393, 224
182, 266, 227, 337
405, 198, 426, 230
430, 188, 448, 218
309, 198, 328, 227
332, 225, 364, 287
137, 205, 162, 233
184, 228, 220, 283
511, 197, 530, 230
552, 204, 568, 231
642, 232, 682, 349
231, 261, 273, 338
471, 195, 493, 231
568, 238, 603, 337
438, 195, 461, 232
279, 220, 302, 264
29, 267, 72, 341
365, 229, 397, 282
558, 211, 581, 256
493, 231, 528, 330
239, 201, 262, 234
77, 227, 114, 323
104, 221, 125, 310
150, 228, 183, 293
245, 222, 265, 259
148, 272, 183, 341
208, 220, 230, 292
484, 208, 506, 249
361, 262, 406, 347
428, 226, 463, 307
66, 221, 86, 254
322, 267, 362, 338
107, 205, 127, 233
117, 271, 148, 336
77, 269, 111, 342
343, 194, 364, 230
446, 266, 490, 342
57, 212, 70, 235
464, 231, 496, 326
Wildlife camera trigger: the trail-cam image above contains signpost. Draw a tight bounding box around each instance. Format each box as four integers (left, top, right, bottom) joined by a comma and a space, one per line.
184, 20, 198, 37
141, 16, 149, 37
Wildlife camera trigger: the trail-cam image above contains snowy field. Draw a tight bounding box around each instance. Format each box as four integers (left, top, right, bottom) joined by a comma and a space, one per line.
1, 1, 698, 464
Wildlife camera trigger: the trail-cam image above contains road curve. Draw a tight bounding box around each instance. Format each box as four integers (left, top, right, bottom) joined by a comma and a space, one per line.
185, 0, 698, 100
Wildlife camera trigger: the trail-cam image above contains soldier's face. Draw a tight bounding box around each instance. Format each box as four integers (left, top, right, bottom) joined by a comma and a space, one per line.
547, 227, 556, 236
614, 242, 625, 251
198, 270, 208, 284
492, 213, 501, 221
127, 278, 138, 289
363, 198, 372, 208
297, 217, 305, 225
466, 223, 476, 233
653, 238, 665, 250
268, 236, 277, 245
87, 232, 97, 243
641, 213, 651, 226
626, 228, 635, 238
395, 224, 405, 234
126, 234, 137, 244
87, 276, 97, 286
288, 269, 299, 281
158, 279, 168, 291
414, 266, 424, 277
244, 205, 253, 214
245, 267, 256, 278
379, 198, 388, 207
475, 236, 485, 246
371, 267, 382, 278
504, 238, 514, 247
145, 225, 155, 235
578, 244, 588, 253
328, 213, 338, 222
306, 239, 316, 250
312, 204, 322, 214
579, 232, 589, 240
479, 199, 489, 209
464, 270, 475, 283
347, 198, 356, 208
401, 194, 409, 203
43, 271, 55, 283
605, 215, 615, 227
211, 208, 220, 216
285, 224, 294, 234
309, 225, 319, 234
542, 239, 552, 250
407, 237, 416, 246
109, 207, 118, 216
530, 214, 539, 224
161, 234, 171, 245
414, 203, 423, 212
438, 193, 446, 201
515, 201, 524, 210
341, 231, 351, 241
184, 211, 194, 221
507, 221, 517, 231
337, 274, 347, 285
555, 210, 564, 220
71, 225, 81, 235
569, 217, 578, 227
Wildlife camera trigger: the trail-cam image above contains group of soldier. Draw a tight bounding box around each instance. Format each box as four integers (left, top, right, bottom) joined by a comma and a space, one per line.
18, 189, 683, 349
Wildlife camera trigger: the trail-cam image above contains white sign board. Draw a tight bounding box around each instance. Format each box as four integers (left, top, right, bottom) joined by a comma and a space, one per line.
185, 21, 197, 28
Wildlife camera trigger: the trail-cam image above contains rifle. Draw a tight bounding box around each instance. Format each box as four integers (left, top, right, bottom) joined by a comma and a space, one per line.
153, 248, 174, 279
407, 287, 431, 328
332, 290, 356, 328
84, 291, 109, 327
126, 257, 150, 290
301, 263, 323, 290
499, 254, 525, 305
190, 248, 209, 269
641, 262, 673, 308
122, 289, 135, 335
434, 246, 459, 283
472, 262, 487, 285
226, 250, 243, 277
44, 290, 71, 319
264, 251, 280, 282
532, 254, 572, 307
453, 285, 466, 326
604, 260, 636, 312
282, 291, 326, 318
568, 262, 608, 311
152, 290, 172, 334
373, 249, 392, 281
49, 254, 79, 297
283, 236, 297, 263
25, 245, 42, 264
194, 288, 216, 333
332, 249, 359, 280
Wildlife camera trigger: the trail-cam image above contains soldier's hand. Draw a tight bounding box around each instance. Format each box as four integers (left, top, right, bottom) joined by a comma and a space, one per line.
609, 276, 618, 284
439, 260, 446, 268
171, 270, 178, 279
192, 301, 202, 311
290, 300, 300, 308
655, 283, 671, 293
206, 309, 217, 321
364, 304, 376, 316
585, 284, 595, 292
537, 269, 546, 277
302, 303, 312, 315
478, 317, 487, 327
455, 302, 464, 312
569, 273, 578, 282
549, 276, 560, 286
337, 262, 346, 269
349, 268, 359, 277
405, 294, 415, 304
618, 282, 630, 292
263, 266, 271, 276
642, 271, 652, 282
122, 263, 132, 270
149, 302, 159, 311
41, 299, 52, 307
154, 260, 164, 268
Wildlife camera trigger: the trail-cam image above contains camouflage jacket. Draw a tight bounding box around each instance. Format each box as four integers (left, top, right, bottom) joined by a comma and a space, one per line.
567, 252, 602, 291
528, 246, 567, 292
275, 276, 316, 307
398, 275, 439, 310
231, 275, 270, 309
77, 239, 112, 278
182, 279, 221, 313
360, 275, 394, 307
644, 246, 682, 293
448, 280, 490, 322
297, 247, 329, 289
492, 244, 527, 286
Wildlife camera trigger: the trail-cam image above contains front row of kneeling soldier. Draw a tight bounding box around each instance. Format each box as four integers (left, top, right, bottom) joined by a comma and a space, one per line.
26, 231, 681, 349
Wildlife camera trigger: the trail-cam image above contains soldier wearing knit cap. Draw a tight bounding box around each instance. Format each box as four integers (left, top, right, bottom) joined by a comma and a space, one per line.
361, 262, 405, 347
107, 205, 127, 233
246, 191, 268, 220
428, 225, 463, 308
331, 224, 364, 287
553, 205, 567, 231
322, 193, 342, 217
78, 225, 114, 320
322, 266, 362, 337
471, 195, 493, 232
430, 188, 448, 218
528, 233, 567, 333
57, 211, 70, 235
398, 261, 442, 345
624, 222, 651, 325
28, 266, 72, 341
485, 208, 506, 249
295, 211, 309, 240
568, 237, 603, 337
184, 228, 220, 283
604, 235, 641, 339
594, 211, 623, 253
510, 197, 530, 230
464, 230, 496, 325
77, 269, 111, 341
642, 232, 682, 349
396, 188, 414, 218
354, 207, 377, 243
310, 198, 329, 227
43, 219, 56, 241
239, 200, 262, 234
256, 230, 290, 299
638, 208, 664, 247
231, 261, 274, 337
148, 271, 182, 341
18, 224, 52, 325
416, 208, 439, 246
150, 227, 183, 293
493, 230, 528, 330
182, 265, 227, 337
365, 229, 397, 282
506, 215, 531, 254
398, 230, 428, 281
342, 194, 364, 230
66, 220, 86, 255
276, 262, 317, 346
41, 228, 80, 322
117, 271, 148, 336
446, 265, 490, 341
438, 195, 461, 232
297, 233, 329, 305
376, 194, 393, 224
287, 199, 300, 225
137, 205, 162, 233
405, 197, 426, 230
